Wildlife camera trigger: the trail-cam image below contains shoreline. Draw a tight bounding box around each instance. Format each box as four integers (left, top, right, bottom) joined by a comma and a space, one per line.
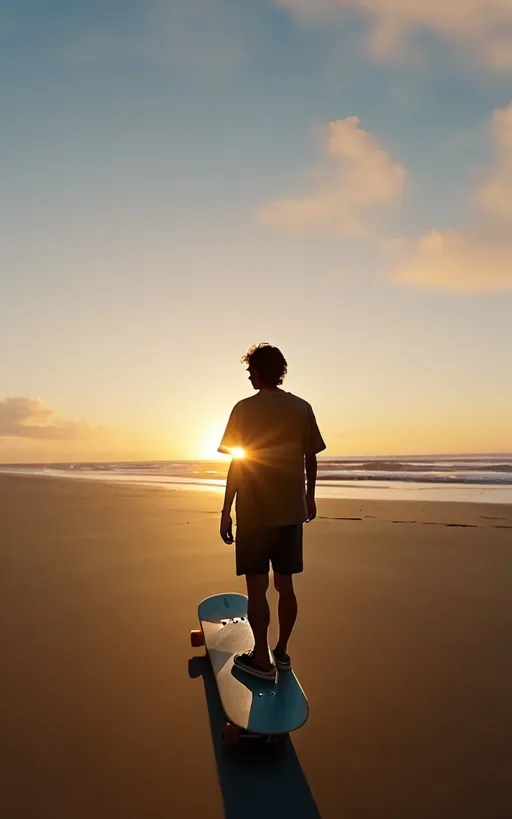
2, 472, 512, 527
2, 467, 512, 505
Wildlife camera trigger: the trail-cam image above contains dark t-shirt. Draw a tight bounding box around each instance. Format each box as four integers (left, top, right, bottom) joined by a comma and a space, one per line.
219, 389, 326, 528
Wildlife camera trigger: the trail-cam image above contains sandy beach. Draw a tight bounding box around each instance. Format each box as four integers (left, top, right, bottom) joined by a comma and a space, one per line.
1, 474, 511, 819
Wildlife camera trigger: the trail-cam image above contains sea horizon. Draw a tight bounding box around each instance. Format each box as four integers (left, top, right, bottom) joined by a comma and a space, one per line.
2, 453, 512, 505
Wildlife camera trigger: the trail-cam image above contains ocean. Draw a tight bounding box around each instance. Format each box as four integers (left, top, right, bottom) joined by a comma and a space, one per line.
2, 455, 512, 504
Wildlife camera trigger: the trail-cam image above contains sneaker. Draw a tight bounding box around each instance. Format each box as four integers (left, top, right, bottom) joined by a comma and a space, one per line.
272, 646, 291, 672
233, 651, 276, 681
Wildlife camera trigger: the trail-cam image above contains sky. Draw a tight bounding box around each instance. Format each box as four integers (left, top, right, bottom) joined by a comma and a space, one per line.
1, 0, 511, 461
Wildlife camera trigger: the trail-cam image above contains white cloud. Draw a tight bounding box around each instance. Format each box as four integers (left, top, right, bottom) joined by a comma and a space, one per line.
0, 397, 103, 440
393, 102, 512, 292
259, 117, 405, 238
474, 103, 512, 218
276, 0, 512, 67
394, 231, 512, 292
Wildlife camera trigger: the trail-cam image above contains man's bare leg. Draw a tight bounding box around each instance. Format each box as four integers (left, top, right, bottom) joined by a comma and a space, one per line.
245, 573, 273, 670
274, 572, 298, 653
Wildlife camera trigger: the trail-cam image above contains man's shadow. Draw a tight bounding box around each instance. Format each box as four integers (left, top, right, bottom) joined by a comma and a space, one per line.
189, 657, 322, 819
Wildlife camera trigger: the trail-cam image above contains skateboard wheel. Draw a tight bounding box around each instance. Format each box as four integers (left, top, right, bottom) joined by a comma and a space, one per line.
221, 722, 240, 747
190, 629, 205, 648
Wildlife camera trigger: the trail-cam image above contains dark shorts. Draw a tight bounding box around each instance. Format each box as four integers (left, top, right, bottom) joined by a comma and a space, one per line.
235, 524, 303, 577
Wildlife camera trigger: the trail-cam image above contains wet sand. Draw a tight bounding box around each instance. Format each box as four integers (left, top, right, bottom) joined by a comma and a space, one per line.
1, 475, 511, 819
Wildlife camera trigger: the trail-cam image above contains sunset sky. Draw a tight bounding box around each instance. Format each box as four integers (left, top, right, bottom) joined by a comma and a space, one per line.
1, 0, 511, 462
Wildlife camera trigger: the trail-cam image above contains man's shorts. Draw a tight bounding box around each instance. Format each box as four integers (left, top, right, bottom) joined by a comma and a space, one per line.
235, 524, 303, 577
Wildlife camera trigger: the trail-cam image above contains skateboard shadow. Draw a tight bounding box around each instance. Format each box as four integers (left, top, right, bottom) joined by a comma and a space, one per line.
189, 656, 322, 819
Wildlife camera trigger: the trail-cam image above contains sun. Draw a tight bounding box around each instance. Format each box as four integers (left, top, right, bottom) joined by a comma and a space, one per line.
198, 424, 245, 460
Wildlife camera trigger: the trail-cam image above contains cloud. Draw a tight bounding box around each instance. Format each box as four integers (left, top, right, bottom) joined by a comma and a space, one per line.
259, 117, 405, 239
394, 231, 512, 292
276, 0, 512, 68
0, 397, 103, 440
393, 102, 512, 292
474, 103, 512, 218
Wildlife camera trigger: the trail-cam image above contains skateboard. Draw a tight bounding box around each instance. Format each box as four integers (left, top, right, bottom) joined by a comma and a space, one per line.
190, 592, 309, 746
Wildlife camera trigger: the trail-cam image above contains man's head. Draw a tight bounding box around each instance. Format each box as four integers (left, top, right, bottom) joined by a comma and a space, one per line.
242, 343, 288, 390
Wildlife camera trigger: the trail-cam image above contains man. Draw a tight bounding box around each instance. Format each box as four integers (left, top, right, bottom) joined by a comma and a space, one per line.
219, 343, 326, 681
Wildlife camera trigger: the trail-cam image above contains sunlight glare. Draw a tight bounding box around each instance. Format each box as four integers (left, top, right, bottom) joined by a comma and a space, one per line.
198, 423, 246, 460
199, 423, 226, 460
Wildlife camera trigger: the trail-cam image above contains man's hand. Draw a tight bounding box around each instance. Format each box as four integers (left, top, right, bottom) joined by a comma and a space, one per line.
220, 510, 234, 544
306, 496, 317, 522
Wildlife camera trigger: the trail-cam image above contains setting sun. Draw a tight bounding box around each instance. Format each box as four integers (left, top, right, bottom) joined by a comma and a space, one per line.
197, 423, 246, 460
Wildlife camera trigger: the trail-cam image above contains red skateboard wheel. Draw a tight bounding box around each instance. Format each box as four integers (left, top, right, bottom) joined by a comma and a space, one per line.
190, 629, 205, 648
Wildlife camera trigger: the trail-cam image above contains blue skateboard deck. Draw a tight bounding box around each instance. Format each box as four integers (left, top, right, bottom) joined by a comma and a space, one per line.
191, 593, 309, 740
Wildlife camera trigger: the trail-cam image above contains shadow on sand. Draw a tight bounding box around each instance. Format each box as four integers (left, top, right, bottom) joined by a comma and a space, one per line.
189, 657, 322, 819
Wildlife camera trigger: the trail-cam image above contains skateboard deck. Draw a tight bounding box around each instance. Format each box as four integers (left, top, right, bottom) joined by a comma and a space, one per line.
191, 593, 309, 743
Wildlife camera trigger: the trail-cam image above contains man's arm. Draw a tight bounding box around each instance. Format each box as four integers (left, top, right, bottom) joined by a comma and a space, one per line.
305, 453, 318, 521
220, 460, 238, 543
222, 459, 238, 515
304, 401, 325, 522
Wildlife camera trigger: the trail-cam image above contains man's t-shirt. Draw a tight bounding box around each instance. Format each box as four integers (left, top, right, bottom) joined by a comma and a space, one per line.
219, 390, 326, 529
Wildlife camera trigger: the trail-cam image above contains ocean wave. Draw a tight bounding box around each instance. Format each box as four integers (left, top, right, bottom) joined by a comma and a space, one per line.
318, 471, 512, 486
2, 455, 512, 487
318, 459, 512, 474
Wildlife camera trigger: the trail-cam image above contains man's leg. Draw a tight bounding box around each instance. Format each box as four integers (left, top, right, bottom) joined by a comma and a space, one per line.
245, 573, 272, 671
274, 572, 298, 654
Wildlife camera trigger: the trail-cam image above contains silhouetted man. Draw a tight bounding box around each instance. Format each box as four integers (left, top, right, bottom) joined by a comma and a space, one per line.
219, 343, 326, 680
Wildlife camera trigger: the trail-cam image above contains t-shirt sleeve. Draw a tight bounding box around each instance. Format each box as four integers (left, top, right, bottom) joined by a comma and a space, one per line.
218, 404, 243, 455
304, 404, 326, 455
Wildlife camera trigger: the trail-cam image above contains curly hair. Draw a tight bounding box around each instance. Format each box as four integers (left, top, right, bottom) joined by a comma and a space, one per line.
242, 343, 288, 387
